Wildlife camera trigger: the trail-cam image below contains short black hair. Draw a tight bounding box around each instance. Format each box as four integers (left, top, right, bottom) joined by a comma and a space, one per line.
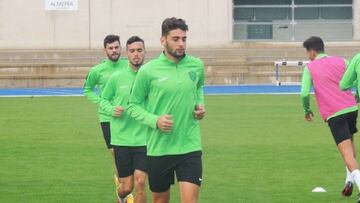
126, 36, 145, 49
161, 17, 188, 36
303, 36, 325, 52
103, 34, 120, 48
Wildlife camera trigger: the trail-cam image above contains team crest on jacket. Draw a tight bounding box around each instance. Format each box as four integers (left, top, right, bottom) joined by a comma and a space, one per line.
188, 71, 197, 81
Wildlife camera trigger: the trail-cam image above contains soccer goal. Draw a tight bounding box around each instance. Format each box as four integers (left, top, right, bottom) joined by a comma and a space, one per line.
274, 60, 309, 86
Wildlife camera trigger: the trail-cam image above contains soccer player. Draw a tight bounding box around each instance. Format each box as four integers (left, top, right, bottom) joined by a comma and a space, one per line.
100, 36, 147, 203
84, 34, 127, 151
127, 17, 205, 203
83, 34, 128, 189
340, 53, 360, 98
301, 36, 360, 201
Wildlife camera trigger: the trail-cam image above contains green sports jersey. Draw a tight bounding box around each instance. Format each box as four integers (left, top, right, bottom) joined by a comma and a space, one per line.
100, 65, 147, 146
83, 58, 128, 122
127, 53, 205, 156
340, 53, 360, 92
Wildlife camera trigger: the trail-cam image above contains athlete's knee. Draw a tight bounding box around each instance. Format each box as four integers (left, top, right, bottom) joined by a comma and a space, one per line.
153, 191, 170, 203
118, 183, 133, 197
135, 173, 147, 190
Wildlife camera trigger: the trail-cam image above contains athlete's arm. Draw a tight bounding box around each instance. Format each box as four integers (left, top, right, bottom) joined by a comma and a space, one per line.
194, 61, 206, 120
83, 68, 101, 104
194, 104, 205, 120
340, 54, 360, 90
300, 66, 313, 120
127, 68, 160, 129
196, 61, 205, 107
100, 75, 123, 117
156, 114, 173, 132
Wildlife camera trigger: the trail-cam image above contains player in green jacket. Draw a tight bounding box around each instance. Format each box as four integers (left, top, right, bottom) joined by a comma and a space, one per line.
101, 36, 147, 203
83, 34, 127, 151
340, 53, 360, 96
127, 17, 205, 203
83, 34, 128, 200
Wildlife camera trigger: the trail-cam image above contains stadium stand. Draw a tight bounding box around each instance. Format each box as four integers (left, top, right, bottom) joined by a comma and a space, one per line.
0, 43, 358, 88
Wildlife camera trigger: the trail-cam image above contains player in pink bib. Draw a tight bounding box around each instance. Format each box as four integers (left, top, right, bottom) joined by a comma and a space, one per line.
301, 36, 360, 201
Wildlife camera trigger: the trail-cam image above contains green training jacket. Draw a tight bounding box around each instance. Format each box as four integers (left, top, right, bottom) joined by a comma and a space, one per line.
127, 52, 205, 156
340, 53, 360, 92
100, 65, 147, 146
83, 58, 128, 122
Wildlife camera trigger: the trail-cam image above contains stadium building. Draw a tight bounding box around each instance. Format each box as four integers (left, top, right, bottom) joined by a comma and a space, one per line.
0, 0, 359, 87
0, 0, 358, 48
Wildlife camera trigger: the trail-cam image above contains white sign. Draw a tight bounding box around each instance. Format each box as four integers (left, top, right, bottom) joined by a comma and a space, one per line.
45, 0, 78, 11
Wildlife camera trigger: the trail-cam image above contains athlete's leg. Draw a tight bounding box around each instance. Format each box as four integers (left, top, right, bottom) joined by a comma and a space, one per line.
176, 151, 202, 203
338, 139, 358, 172
344, 139, 357, 183
133, 170, 147, 203
147, 155, 174, 203
328, 112, 359, 191
179, 182, 200, 203
153, 190, 170, 203
132, 147, 148, 203
351, 138, 357, 159
114, 146, 135, 201
100, 122, 120, 199
118, 175, 134, 198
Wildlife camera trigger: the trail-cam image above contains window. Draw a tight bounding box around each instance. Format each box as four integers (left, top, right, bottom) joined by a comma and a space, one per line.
234, 8, 254, 20
294, 0, 320, 4
233, 0, 353, 40
234, 0, 253, 5
256, 8, 290, 20
295, 8, 319, 19
322, 0, 351, 4
321, 7, 352, 19
255, 0, 291, 5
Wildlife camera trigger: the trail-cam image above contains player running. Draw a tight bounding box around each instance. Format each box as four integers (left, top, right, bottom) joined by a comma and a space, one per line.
127, 17, 205, 203
301, 36, 360, 202
101, 36, 147, 203
83, 34, 128, 200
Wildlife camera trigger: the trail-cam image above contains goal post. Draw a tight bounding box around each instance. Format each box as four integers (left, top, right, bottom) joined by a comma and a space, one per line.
274, 61, 309, 86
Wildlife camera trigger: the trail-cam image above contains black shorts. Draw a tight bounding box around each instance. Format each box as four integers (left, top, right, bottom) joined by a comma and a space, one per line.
100, 122, 113, 149
328, 110, 358, 145
114, 146, 147, 178
147, 151, 202, 193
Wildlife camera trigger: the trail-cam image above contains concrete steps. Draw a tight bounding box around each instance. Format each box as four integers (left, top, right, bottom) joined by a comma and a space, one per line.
0, 43, 359, 87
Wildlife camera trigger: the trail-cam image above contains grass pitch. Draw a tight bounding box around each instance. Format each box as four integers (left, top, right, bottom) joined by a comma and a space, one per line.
0, 95, 358, 202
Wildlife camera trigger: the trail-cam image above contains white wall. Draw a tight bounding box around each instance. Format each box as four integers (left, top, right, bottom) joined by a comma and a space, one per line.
0, 0, 232, 49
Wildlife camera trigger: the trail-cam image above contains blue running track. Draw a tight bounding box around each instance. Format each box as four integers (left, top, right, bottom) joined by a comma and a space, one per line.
0, 85, 305, 97
204, 85, 302, 95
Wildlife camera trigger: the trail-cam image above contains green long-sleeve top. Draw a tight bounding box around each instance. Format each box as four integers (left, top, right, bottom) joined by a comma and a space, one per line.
83, 58, 128, 122
100, 65, 147, 146
127, 53, 205, 156
301, 54, 357, 120
340, 53, 360, 91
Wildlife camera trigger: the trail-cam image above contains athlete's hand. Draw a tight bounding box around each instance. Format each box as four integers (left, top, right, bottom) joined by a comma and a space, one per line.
194, 104, 206, 120
113, 106, 124, 117
157, 114, 173, 132
304, 112, 314, 122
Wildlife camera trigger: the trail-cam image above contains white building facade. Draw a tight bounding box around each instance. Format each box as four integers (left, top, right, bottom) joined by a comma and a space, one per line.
0, 0, 358, 49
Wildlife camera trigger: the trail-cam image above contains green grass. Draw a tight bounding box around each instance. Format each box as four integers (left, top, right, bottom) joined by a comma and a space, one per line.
0, 95, 358, 202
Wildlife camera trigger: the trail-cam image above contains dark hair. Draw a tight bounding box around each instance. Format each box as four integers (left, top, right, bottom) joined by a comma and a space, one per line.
303, 36, 324, 52
126, 36, 145, 49
161, 17, 188, 36
103, 34, 120, 48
